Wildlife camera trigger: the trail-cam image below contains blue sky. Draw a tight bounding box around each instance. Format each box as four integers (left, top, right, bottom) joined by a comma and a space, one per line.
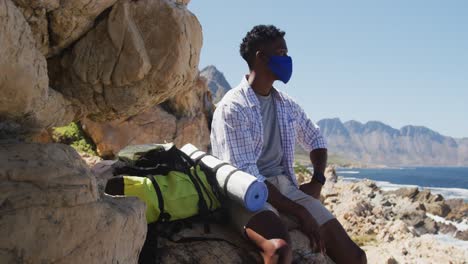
190, 0, 468, 138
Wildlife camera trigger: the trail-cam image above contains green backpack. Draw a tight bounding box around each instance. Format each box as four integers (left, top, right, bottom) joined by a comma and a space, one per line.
106, 143, 221, 224
105, 143, 234, 264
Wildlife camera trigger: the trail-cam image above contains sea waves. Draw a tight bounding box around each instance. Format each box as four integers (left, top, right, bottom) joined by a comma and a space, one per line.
341, 177, 468, 201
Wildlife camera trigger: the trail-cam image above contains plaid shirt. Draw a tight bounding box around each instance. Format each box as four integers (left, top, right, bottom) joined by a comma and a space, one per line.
210, 77, 327, 187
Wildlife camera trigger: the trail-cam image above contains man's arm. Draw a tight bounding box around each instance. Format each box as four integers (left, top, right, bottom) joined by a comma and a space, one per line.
289, 99, 328, 199
300, 148, 327, 199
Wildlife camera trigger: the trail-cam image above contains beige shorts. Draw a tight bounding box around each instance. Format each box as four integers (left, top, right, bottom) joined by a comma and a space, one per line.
229, 175, 335, 234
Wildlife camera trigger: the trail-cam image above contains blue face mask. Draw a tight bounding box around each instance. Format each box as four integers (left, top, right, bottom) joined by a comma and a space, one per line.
267, 55, 293, 84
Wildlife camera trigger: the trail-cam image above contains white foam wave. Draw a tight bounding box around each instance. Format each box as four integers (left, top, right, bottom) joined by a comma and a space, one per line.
336, 170, 360, 174
426, 213, 468, 232
340, 177, 468, 201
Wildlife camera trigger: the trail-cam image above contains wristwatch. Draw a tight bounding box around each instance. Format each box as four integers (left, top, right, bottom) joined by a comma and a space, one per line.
312, 171, 326, 185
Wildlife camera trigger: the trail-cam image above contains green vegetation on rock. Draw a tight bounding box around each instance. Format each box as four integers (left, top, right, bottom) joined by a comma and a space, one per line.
351, 234, 377, 247
52, 122, 97, 155
294, 162, 312, 175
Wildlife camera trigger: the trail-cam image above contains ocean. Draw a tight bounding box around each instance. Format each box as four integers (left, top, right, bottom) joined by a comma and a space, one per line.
334, 167, 468, 201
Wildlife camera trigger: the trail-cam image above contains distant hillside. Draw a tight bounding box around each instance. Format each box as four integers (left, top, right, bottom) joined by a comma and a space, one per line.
200, 65, 231, 104
316, 118, 468, 166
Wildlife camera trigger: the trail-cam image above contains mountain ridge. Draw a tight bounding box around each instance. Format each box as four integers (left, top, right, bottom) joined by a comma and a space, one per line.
200, 65, 232, 104
317, 118, 468, 166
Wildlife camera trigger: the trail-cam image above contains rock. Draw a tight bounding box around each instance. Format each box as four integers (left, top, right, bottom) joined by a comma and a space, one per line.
162, 76, 212, 118
82, 103, 210, 158
11, 0, 51, 54
49, 0, 203, 121
325, 166, 338, 183
0, 0, 75, 137
438, 222, 458, 235
12, 0, 117, 56
445, 199, 468, 222
82, 105, 176, 158
48, 0, 118, 55
0, 142, 146, 263
414, 218, 438, 235
411, 190, 451, 217
389, 187, 419, 199
363, 235, 468, 264
454, 230, 468, 241
386, 256, 398, 264
425, 202, 451, 218
82, 77, 211, 158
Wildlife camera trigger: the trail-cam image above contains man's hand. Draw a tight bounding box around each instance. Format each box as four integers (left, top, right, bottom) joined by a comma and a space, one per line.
299, 179, 323, 199
297, 208, 326, 254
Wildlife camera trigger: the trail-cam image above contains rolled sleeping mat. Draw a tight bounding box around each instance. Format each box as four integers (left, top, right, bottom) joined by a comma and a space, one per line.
180, 144, 268, 212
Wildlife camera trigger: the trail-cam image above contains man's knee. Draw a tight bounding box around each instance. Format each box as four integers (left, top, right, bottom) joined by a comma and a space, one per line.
352, 247, 367, 264
246, 210, 290, 243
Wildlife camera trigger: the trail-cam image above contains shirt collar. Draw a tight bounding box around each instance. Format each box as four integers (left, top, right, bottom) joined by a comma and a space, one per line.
239, 75, 282, 108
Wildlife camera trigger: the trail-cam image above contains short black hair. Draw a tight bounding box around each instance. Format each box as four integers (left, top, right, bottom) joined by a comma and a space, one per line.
240, 25, 286, 69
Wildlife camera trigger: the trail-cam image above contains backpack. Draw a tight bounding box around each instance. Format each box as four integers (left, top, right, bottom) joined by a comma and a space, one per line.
104, 143, 226, 263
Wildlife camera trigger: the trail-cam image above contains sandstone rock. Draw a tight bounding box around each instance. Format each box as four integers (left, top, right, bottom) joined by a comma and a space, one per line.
0, 142, 146, 263
49, 0, 203, 121
174, 113, 210, 151
82, 76, 211, 158
162, 76, 212, 118
11, 1, 51, 54
0, 0, 75, 137
82, 102, 210, 158
12, 0, 116, 56
48, 0, 118, 55
82, 105, 176, 158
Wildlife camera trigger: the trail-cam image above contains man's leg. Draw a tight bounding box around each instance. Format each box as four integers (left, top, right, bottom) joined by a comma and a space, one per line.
245, 211, 292, 264
230, 201, 293, 264
273, 175, 366, 264
320, 219, 367, 264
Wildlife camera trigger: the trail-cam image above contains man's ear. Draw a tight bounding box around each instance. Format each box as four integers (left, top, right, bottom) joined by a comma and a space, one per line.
256, 51, 269, 64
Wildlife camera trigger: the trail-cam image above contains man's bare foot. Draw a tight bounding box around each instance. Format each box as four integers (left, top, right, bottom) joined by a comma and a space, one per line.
245, 228, 291, 264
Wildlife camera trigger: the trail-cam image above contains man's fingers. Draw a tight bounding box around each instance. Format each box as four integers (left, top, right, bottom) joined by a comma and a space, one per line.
245, 228, 267, 245
270, 238, 287, 250
246, 228, 288, 257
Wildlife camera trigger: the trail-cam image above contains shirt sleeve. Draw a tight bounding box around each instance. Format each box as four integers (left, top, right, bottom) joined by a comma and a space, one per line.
210, 104, 265, 182
292, 101, 327, 152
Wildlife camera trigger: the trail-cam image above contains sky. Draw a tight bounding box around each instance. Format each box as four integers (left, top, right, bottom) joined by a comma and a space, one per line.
190, 0, 468, 138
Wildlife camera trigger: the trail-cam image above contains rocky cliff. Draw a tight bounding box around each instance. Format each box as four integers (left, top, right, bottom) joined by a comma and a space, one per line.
318, 118, 468, 166
0, 0, 210, 262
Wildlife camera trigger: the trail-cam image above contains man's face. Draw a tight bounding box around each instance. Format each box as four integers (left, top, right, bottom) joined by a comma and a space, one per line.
256, 38, 289, 80
262, 37, 288, 58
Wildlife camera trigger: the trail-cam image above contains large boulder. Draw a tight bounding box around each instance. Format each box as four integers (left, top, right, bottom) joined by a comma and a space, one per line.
0, 142, 146, 263
82, 76, 212, 158
82, 104, 210, 158
0, 0, 75, 138
49, 0, 203, 121
12, 0, 117, 56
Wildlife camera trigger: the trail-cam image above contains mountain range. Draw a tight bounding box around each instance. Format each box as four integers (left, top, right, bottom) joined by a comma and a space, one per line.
200, 65, 232, 104
200, 66, 468, 166
317, 118, 468, 166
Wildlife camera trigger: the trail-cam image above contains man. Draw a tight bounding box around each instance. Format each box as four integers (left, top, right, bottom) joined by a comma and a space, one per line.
211, 25, 367, 264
